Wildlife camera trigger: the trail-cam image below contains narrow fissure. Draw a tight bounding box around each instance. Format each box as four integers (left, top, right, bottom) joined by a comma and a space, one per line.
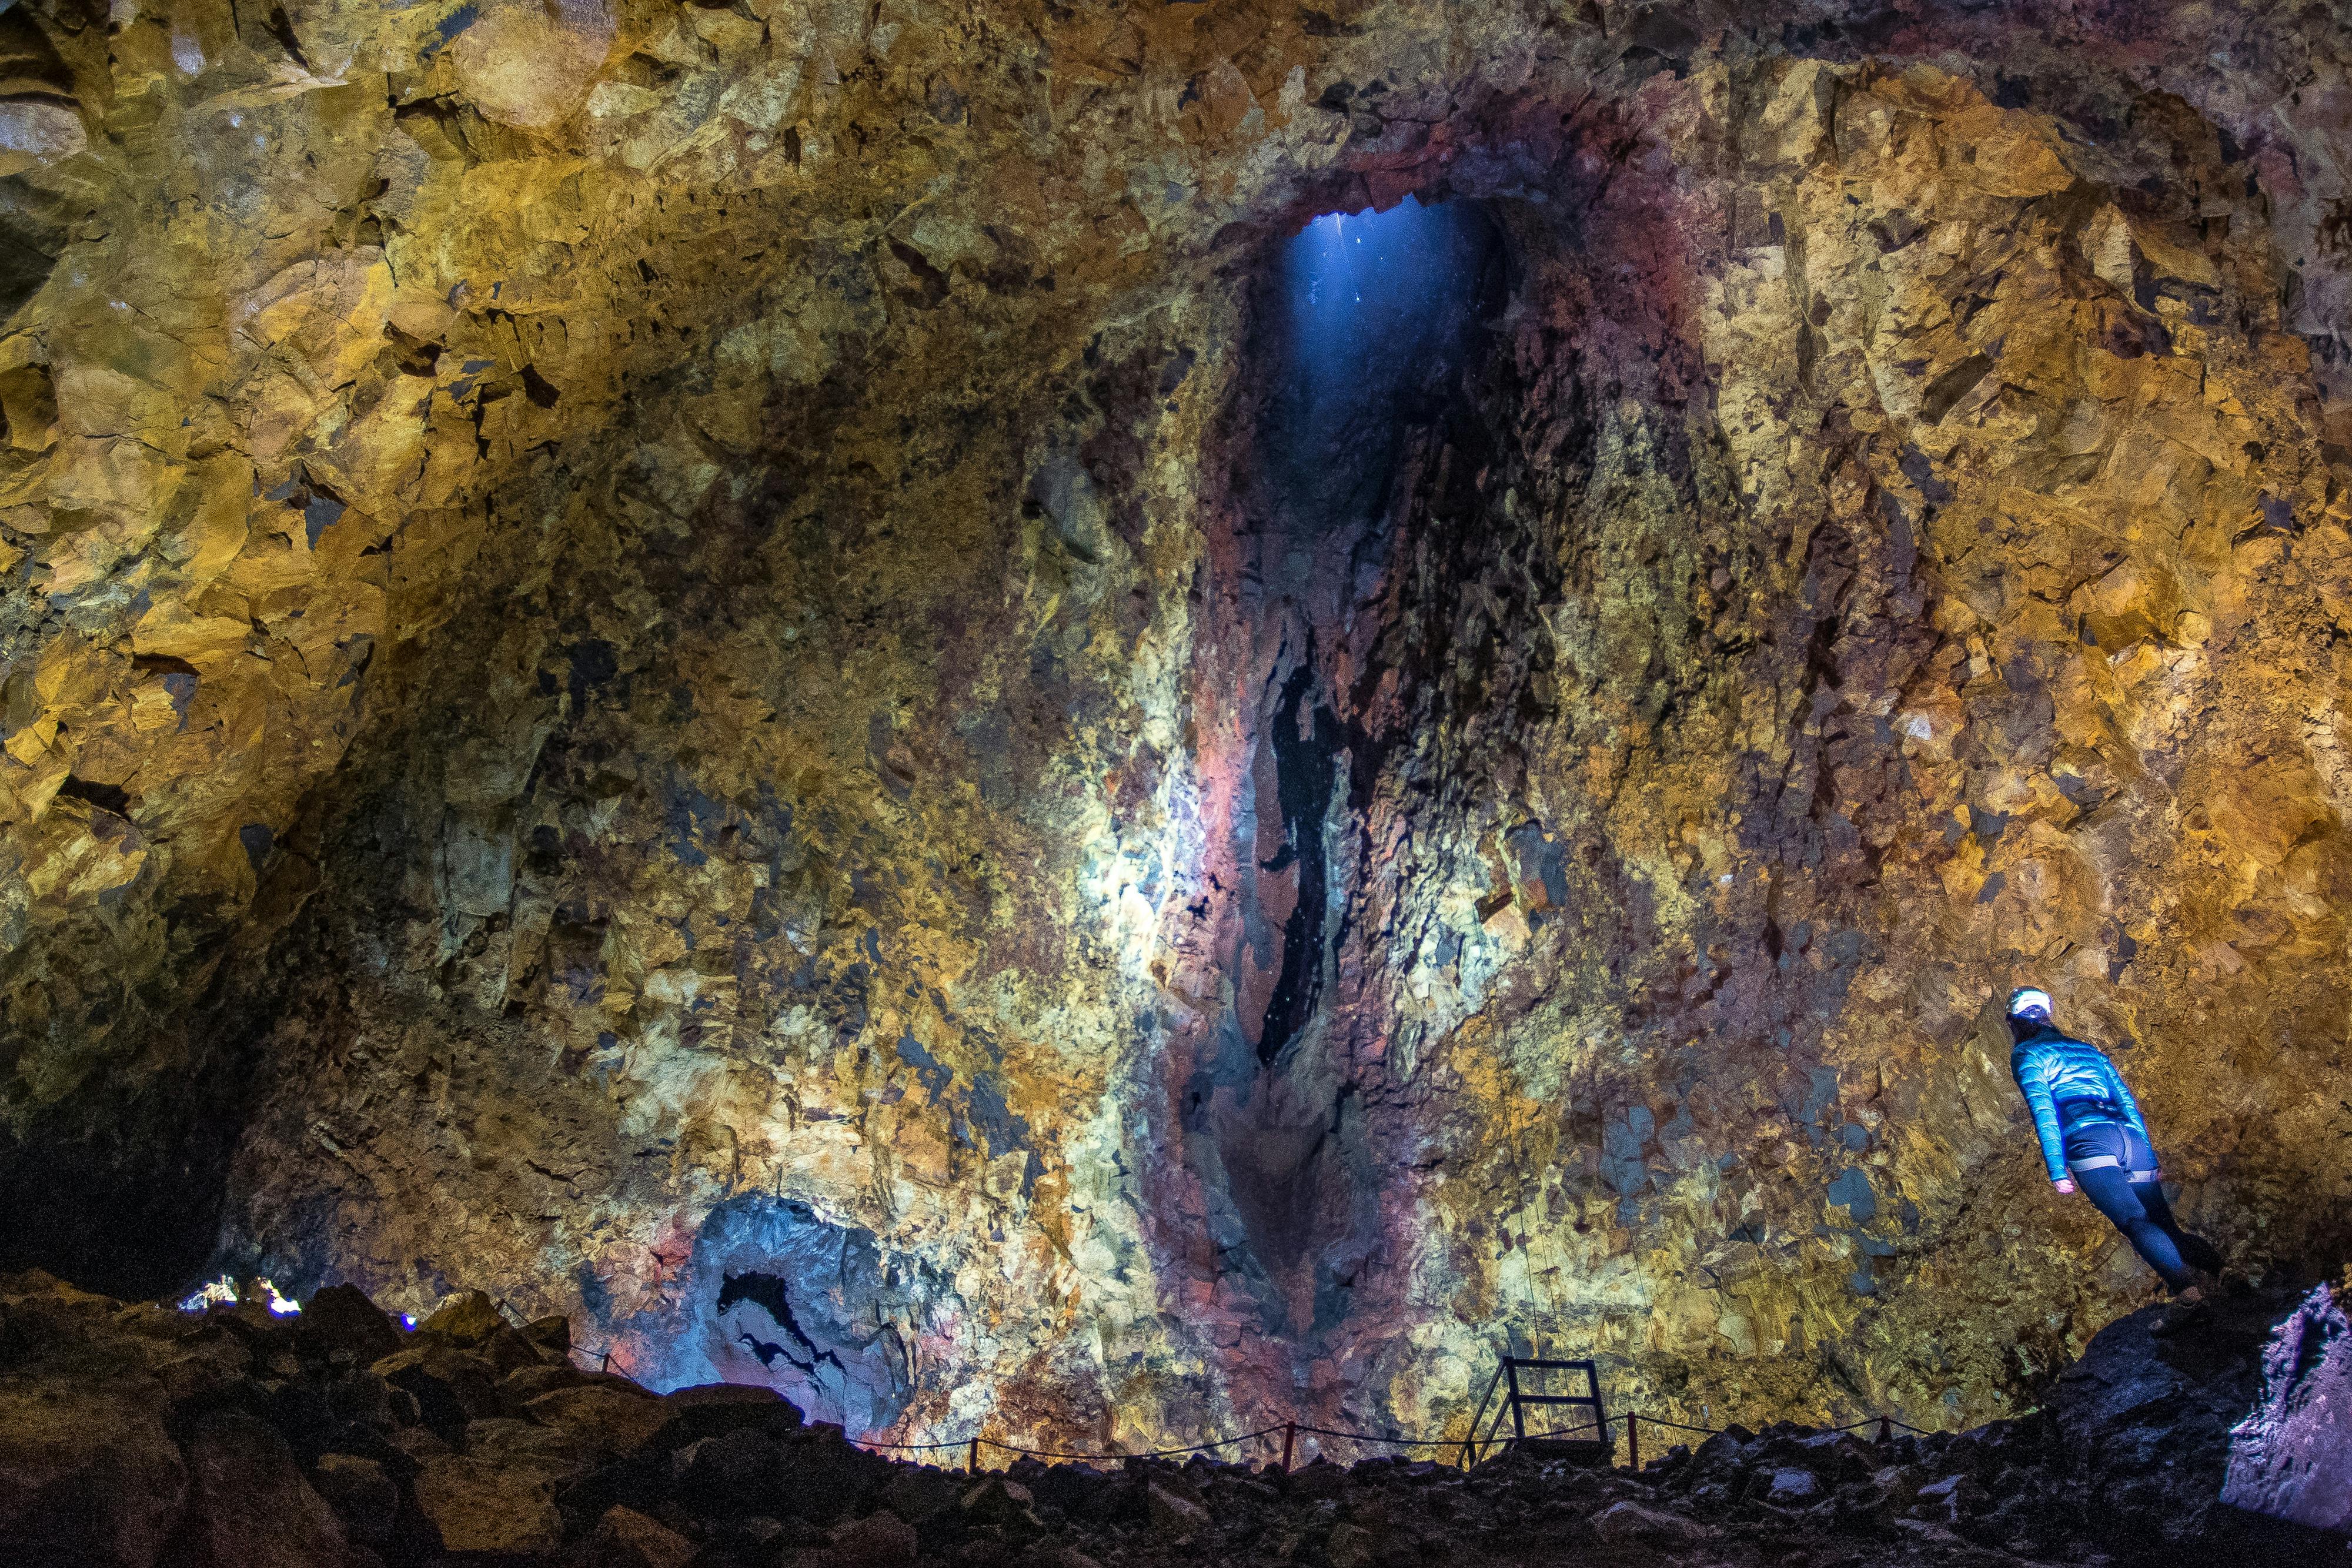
1255, 648, 1350, 1064
1194, 192, 1518, 1324
1237, 195, 1507, 1079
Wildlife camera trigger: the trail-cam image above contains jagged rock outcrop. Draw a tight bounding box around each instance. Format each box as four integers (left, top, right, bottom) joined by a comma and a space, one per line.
1, 1271, 2342, 1567
2224, 1278, 2352, 1533
4, 0, 2352, 1452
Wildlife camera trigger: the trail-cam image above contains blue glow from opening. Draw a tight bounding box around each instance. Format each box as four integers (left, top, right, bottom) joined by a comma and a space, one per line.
1262, 196, 1499, 537
1284, 197, 1479, 352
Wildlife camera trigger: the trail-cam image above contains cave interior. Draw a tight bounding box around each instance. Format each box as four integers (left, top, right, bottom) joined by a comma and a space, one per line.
1, 0, 2350, 1479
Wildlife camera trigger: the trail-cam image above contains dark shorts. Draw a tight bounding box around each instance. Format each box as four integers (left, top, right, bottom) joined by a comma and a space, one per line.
2063, 1119, 2157, 1183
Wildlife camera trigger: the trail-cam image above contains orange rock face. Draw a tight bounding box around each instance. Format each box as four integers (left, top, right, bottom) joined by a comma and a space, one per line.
4, 1, 2351, 1453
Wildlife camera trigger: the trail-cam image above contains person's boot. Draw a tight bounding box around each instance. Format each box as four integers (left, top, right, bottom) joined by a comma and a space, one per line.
2153, 1285, 2210, 1338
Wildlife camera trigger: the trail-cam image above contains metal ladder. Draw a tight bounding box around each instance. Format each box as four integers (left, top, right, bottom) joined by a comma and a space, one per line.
1462, 1355, 1613, 1466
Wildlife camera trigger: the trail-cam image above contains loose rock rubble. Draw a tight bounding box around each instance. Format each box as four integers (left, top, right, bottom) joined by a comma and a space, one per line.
2, 1270, 2341, 1566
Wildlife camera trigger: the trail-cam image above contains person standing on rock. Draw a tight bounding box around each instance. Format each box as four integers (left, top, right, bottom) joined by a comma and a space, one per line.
2006, 986, 2224, 1312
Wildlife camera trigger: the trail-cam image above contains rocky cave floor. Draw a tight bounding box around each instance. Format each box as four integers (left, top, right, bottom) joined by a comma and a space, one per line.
5, 1272, 2344, 1568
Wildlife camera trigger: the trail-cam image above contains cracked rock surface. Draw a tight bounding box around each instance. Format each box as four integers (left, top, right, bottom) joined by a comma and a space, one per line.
5, 0, 2352, 1453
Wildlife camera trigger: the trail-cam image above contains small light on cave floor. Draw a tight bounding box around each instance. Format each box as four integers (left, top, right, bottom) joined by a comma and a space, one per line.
179, 1275, 238, 1313
402, 1312, 417, 1329
176, 1275, 301, 1315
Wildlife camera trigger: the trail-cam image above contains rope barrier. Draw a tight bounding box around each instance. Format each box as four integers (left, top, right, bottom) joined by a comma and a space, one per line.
1291, 1425, 1469, 1449
848, 1407, 1943, 1466
430, 1303, 1936, 1465
1631, 1414, 1722, 1434
446, 1306, 1923, 1472
852, 1425, 1291, 1463
569, 1343, 633, 1378
780, 1372, 1945, 1472
977, 1425, 1292, 1462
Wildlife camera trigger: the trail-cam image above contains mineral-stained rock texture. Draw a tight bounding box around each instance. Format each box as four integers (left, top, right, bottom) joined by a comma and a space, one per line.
6, 0, 2352, 1453
2223, 1279, 2352, 1532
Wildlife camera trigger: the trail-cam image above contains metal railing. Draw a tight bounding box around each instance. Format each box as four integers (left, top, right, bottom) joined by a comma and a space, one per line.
1461, 1355, 1612, 1466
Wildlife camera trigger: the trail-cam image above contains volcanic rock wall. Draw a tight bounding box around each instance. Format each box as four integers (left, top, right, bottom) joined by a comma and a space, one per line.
5, 0, 2352, 1453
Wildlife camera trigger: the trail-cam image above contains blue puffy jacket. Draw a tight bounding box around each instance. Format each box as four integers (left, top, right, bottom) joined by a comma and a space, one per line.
2009, 1025, 2151, 1182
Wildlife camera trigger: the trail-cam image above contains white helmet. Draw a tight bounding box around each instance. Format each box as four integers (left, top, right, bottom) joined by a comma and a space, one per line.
2007, 985, 2053, 1023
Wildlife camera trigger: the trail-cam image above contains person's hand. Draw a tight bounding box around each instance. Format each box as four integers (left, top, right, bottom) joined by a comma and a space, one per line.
2053, 1178, 2076, 1195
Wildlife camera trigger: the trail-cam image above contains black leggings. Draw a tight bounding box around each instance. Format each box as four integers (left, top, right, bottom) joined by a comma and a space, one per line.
2064, 1122, 2223, 1292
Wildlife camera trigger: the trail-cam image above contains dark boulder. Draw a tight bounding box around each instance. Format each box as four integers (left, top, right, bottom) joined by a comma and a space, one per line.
2054, 1292, 2274, 1543
523, 1314, 573, 1356
370, 1346, 499, 1440
588, 1502, 700, 1568
177, 1411, 360, 1568
658, 1380, 806, 1448
673, 1425, 786, 1510
310, 1453, 399, 1545
415, 1291, 505, 1346
293, 1286, 404, 1366
770, 1425, 894, 1524
827, 1506, 920, 1567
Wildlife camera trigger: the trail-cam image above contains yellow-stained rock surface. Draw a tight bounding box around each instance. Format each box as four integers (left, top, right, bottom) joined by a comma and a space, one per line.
4, 0, 2352, 1456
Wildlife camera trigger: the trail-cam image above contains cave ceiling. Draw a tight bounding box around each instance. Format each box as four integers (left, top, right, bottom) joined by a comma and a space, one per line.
4, 0, 2352, 1449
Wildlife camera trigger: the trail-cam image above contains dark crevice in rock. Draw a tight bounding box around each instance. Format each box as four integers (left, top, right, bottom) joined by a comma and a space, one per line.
718, 1269, 843, 1379
1254, 649, 1347, 1066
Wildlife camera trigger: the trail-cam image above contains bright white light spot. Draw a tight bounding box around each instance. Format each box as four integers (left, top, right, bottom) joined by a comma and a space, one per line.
179, 1275, 239, 1313
401, 1312, 418, 1329
258, 1278, 300, 1316
171, 31, 205, 76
